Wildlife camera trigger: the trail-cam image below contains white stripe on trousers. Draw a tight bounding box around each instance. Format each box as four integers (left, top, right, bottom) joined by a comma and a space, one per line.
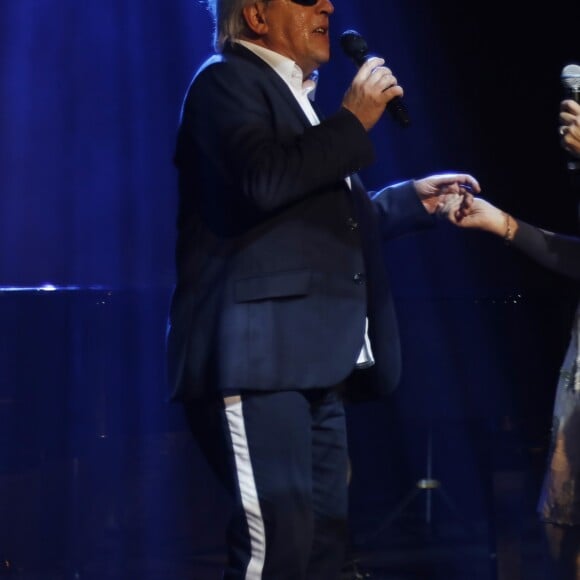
224, 396, 267, 579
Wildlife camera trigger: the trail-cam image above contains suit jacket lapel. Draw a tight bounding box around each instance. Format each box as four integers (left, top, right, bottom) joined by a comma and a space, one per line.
224, 42, 315, 129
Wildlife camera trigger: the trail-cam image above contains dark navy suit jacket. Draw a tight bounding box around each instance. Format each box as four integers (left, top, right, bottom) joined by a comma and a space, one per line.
166, 42, 435, 402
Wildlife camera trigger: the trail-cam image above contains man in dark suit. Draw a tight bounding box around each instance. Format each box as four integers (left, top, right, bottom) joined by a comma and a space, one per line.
166, 0, 480, 578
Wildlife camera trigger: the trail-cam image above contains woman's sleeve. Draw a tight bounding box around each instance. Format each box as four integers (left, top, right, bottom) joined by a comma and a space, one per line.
512, 220, 580, 281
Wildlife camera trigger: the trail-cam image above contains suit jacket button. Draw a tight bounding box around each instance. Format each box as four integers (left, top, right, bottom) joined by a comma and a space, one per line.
353, 273, 365, 284
347, 218, 359, 230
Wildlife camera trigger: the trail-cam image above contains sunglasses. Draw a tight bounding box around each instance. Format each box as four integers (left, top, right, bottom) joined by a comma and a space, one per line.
264, 0, 319, 6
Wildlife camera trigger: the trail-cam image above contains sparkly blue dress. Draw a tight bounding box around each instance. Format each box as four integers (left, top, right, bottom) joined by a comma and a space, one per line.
537, 305, 580, 524
511, 220, 580, 524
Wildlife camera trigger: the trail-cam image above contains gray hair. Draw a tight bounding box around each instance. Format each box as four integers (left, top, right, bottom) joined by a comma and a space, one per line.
205, 0, 254, 52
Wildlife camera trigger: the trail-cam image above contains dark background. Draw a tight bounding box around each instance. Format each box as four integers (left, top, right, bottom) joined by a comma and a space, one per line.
1, 1, 579, 577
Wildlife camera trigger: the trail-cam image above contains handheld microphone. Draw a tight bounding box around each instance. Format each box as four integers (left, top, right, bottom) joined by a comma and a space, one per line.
339, 29, 410, 128
560, 63, 580, 175
562, 63, 580, 102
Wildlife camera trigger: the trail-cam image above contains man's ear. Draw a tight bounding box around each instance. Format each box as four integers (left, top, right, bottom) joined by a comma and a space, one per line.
242, 2, 268, 35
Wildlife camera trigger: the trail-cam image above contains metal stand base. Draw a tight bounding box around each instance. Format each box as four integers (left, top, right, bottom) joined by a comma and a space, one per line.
358, 428, 475, 544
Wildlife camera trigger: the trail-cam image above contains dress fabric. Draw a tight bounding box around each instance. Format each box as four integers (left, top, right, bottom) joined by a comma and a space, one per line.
538, 303, 580, 525
510, 220, 580, 524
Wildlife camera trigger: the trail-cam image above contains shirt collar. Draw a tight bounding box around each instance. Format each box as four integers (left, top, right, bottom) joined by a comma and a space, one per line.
235, 40, 319, 101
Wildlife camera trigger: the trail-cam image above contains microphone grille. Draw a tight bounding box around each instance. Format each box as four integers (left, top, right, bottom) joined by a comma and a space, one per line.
339, 29, 368, 61
561, 63, 580, 91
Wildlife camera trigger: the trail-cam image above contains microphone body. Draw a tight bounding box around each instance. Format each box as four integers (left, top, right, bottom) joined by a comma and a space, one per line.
561, 64, 580, 175
339, 30, 410, 128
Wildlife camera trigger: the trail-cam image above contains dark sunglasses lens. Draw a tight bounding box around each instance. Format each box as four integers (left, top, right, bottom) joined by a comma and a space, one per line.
291, 0, 317, 5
